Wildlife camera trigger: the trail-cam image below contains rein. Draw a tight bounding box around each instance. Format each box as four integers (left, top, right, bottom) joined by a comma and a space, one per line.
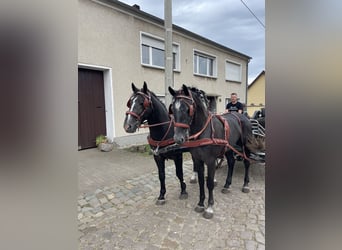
139, 120, 171, 129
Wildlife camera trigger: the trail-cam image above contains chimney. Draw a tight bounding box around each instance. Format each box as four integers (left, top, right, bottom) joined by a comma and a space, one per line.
132, 4, 140, 10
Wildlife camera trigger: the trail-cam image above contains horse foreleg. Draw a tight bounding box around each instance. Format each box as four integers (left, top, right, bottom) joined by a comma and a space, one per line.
154, 156, 166, 205
203, 161, 216, 219
242, 157, 251, 193
194, 160, 205, 213
222, 150, 235, 194
174, 153, 188, 199
190, 155, 197, 183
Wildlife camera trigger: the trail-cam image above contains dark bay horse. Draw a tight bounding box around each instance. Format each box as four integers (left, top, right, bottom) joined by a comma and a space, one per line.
169, 84, 258, 219
124, 82, 189, 205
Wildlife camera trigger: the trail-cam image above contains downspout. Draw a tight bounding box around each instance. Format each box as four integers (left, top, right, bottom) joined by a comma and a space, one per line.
245, 59, 250, 114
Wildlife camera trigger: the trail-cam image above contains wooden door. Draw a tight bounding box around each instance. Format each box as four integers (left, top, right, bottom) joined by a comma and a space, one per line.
78, 68, 106, 149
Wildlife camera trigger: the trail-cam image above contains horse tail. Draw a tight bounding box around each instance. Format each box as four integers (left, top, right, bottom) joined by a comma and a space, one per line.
240, 115, 265, 154
246, 134, 265, 154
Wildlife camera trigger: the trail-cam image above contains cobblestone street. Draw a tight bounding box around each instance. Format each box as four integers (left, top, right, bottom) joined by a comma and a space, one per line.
78, 148, 265, 249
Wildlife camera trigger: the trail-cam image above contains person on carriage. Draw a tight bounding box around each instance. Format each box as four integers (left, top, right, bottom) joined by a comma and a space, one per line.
225, 92, 243, 114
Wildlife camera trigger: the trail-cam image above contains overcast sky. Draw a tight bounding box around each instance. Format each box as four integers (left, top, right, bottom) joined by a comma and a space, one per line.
119, 0, 265, 84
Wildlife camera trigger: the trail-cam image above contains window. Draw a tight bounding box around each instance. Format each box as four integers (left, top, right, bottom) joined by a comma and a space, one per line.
140, 32, 180, 70
193, 50, 216, 77
225, 60, 242, 82
156, 95, 165, 105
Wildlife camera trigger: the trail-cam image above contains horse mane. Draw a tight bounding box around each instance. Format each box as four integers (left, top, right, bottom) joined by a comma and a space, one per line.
145, 88, 168, 114
188, 86, 209, 114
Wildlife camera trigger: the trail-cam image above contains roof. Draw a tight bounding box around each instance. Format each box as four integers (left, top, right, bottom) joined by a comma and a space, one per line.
248, 70, 265, 88
95, 0, 252, 61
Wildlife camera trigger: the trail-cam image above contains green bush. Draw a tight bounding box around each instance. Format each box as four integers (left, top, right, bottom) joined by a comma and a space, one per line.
96, 135, 108, 146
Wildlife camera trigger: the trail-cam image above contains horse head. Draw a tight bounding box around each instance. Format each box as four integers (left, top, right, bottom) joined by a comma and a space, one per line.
124, 81, 152, 133
168, 84, 196, 144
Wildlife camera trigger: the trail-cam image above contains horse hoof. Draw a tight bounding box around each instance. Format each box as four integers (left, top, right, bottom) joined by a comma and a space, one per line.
179, 192, 188, 200
221, 187, 230, 194
194, 205, 205, 213
242, 186, 250, 193
156, 199, 166, 205
203, 208, 214, 219
190, 177, 197, 184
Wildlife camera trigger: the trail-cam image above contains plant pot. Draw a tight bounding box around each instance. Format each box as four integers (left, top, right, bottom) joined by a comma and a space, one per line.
98, 142, 114, 152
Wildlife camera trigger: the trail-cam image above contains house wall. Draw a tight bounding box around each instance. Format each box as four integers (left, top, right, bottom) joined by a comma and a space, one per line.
247, 72, 265, 116
78, 0, 250, 146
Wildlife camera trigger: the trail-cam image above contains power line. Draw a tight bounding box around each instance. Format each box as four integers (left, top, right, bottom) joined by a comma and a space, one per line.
240, 0, 265, 28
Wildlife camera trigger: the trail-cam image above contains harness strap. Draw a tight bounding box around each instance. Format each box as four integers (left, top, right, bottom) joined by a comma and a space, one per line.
147, 136, 175, 148
188, 113, 212, 140
147, 116, 174, 148
215, 114, 230, 157
182, 138, 228, 147
174, 122, 190, 129
126, 110, 143, 120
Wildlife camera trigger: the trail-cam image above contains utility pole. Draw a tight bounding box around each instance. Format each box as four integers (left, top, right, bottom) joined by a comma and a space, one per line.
164, 0, 173, 108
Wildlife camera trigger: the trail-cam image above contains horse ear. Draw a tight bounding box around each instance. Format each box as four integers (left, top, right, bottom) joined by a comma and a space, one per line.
131, 83, 139, 93
182, 84, 189, 96
143, 81, 148, 93
168, 104, 173, 114
168, 86, 176, 96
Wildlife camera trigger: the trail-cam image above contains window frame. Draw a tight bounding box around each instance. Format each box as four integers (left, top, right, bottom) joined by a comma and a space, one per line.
140, 32, 180, 71
193, 49, 217, 78
225, 60, 242, 82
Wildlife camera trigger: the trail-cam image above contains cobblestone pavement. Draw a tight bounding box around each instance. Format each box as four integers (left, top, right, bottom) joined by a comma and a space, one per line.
78, 150, 265, 250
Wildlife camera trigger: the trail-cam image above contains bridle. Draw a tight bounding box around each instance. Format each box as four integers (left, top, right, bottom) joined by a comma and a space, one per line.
170, 90, 195, 129
126, 91, 152, 122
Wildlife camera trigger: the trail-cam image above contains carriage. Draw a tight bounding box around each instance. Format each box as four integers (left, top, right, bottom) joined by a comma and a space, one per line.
249, 108, 266, 162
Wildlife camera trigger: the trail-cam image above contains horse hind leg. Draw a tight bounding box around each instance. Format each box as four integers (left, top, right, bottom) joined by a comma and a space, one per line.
242, 154, 251, 193
174, 153, 188, 199
194, 160, 205, 213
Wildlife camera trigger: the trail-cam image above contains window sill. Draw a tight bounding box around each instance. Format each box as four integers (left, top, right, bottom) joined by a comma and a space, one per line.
226, 80, 242, 84
141, 64, 180, 72
193, 73, 217, 79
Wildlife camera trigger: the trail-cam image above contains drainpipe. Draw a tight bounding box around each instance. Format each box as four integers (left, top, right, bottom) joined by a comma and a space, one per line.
245, 59, 250, 114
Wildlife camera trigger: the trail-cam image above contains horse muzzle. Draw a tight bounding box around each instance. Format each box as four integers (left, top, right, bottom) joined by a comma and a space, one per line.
174, 127, 189, 145
123, 118, 139, 133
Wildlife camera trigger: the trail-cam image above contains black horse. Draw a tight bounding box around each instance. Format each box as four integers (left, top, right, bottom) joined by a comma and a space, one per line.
169, 84, 258, 219
124, 82, 189, 205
